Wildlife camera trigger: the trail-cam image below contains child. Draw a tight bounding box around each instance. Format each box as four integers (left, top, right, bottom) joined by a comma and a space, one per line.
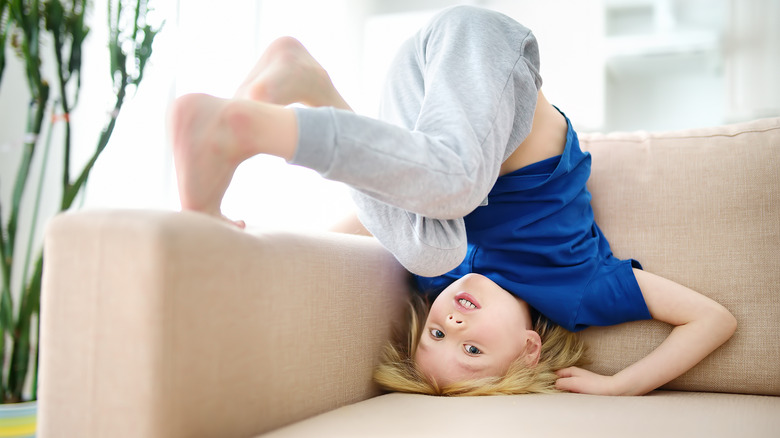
170, 6, 736, 396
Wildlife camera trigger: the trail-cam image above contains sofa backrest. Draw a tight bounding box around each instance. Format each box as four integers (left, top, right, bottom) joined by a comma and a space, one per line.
578, 117, 780, 396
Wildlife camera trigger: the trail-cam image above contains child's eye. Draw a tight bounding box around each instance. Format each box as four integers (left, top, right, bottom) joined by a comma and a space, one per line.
430, 329, 445, 339
464, 344, 482, 355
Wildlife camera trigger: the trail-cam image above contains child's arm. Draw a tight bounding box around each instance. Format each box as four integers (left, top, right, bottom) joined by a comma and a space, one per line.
554, 269, 737, 396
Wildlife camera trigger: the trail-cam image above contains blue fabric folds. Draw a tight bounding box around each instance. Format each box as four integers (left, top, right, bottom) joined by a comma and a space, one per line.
415, 116, 651, 332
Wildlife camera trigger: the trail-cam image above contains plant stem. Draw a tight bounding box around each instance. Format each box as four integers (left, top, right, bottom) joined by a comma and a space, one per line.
20, 103, 55, 315
1, 89, 48, 405
61, 76, 127, 210
15, 116, 52, 401
0, 0, 10, 87
51, 26, 73, 195
4, 0, 48, 316
30, 314, 38, 400
7, 254, 41, 401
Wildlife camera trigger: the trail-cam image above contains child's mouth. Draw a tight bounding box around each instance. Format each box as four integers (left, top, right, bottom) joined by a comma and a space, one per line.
454, 292, 481, 310
458, 298, 476, 309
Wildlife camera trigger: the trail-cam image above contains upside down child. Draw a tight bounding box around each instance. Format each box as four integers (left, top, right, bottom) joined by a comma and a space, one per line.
169, 6, 736, 396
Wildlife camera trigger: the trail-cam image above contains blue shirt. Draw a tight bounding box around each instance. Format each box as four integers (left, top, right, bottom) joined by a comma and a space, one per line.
415, 116, 651, 332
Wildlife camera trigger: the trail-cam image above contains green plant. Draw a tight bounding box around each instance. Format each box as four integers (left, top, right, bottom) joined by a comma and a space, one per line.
0, 0, 161, 403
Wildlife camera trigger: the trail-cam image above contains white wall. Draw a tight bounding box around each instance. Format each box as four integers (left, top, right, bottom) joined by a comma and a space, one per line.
725, 0, 780, 121
487, 0, 607, 131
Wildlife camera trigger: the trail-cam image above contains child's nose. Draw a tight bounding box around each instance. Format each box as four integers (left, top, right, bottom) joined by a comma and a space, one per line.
447, 314, 464, 324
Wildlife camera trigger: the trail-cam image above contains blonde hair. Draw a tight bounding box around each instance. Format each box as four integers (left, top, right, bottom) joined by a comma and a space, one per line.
374, 294, 587, 396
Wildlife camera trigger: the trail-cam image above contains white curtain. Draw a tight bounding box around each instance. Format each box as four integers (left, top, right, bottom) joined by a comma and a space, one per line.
725, 0, 780, 121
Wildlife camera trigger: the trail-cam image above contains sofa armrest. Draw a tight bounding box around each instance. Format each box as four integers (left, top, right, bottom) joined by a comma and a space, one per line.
38, 210, 410, 438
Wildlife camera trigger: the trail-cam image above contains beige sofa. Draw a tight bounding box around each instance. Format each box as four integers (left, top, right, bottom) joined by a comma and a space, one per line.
38, 117, 779, 437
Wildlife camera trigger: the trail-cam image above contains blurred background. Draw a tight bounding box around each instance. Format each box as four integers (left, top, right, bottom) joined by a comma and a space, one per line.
1, 0, 778, 233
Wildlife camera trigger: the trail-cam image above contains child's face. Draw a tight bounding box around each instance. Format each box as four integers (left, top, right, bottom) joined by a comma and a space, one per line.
415, 273, 540, 387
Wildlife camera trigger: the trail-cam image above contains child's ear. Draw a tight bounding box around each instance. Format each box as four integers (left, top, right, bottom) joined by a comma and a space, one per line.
523, 330, 542, 367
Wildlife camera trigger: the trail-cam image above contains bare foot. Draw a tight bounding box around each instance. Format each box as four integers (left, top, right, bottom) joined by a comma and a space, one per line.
170, 93, 245, 227
170, 93, 298, 227
234, 36, 351, 110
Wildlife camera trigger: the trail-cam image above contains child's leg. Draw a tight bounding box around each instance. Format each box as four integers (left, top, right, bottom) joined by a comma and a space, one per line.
174, 8, 538, 220
170, 96, 296, 218
171, 38, 351, 220
233, 36, 352, 111
311, 6, 543, 276
172, 6, 542, 276
291, 6, 541, 221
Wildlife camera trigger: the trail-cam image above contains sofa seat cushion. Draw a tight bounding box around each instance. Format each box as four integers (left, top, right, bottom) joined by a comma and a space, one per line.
262, 391, 780, 437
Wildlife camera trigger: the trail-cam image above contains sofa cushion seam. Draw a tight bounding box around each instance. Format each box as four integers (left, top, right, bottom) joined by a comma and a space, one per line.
585, 125, 780, 144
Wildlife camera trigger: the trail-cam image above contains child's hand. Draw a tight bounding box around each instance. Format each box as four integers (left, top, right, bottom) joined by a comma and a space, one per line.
554, 366, 621, 395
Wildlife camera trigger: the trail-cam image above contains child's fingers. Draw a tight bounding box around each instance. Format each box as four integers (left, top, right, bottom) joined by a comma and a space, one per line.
554, 366, 581, 378
555, 375, 580, 393
555, 367, 619, 395
554, 367, 585, 393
